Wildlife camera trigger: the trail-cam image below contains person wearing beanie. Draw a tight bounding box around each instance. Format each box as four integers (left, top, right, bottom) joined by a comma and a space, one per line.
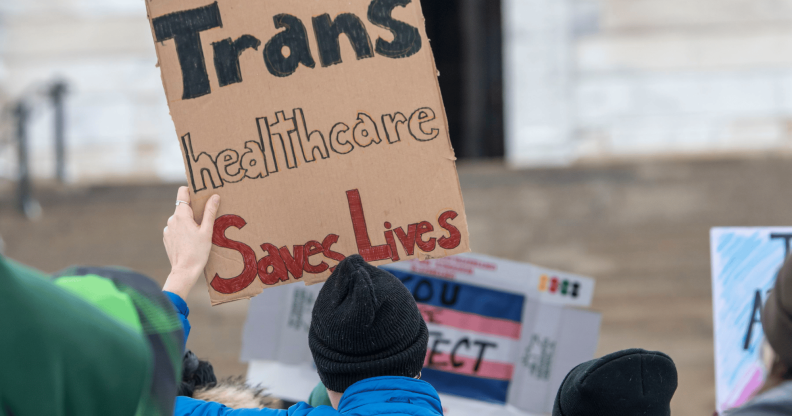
727, 255, 792, 416
307, 254, 431, 409
553, 348, 678, 416
163, 187, 441, 416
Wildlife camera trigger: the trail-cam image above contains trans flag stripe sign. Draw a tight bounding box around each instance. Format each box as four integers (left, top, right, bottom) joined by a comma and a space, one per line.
386, 268, 523, 402
382, 253, 600, 412
242, 253, 600, 414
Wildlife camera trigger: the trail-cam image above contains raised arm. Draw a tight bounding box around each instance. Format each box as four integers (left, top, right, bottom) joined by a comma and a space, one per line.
163, 187, 220, 300
162, 187, 220, 345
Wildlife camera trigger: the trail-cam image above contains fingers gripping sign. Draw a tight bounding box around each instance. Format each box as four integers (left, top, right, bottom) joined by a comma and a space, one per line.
163, 186, 221, 300
165, 187, 193, 232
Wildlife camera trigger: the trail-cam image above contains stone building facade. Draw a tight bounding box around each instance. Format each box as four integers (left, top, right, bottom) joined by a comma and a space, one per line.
3, 0, 792, 182
505, 0, 792, 166
0, 0, 181, 182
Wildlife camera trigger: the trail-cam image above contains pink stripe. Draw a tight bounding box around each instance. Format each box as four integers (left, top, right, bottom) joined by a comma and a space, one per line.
728, 366, 764, 409
424, 352, 514, 380
418, 304, 521, 340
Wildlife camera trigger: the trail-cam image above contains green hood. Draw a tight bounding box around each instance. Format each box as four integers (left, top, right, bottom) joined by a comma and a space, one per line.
0, 258, 184, 416
52, 266, 185, 416
0, 257, 151, 416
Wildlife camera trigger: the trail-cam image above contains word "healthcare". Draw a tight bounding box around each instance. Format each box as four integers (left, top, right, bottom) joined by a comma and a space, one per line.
183, 106, 440, 194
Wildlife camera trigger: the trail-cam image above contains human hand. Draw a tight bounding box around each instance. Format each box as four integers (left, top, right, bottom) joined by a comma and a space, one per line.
162, 187, 220, 300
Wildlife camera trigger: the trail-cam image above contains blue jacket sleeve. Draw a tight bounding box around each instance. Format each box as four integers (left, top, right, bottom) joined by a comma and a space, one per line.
174, 397, 328, 416
175, 397, 288, 416
164, 291, 191, 349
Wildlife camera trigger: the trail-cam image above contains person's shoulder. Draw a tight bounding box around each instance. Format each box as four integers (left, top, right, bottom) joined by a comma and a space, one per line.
726, 382, 792, 416
175, 396, 223, 416
175, 396, 291, 416
286, 402, 339, 416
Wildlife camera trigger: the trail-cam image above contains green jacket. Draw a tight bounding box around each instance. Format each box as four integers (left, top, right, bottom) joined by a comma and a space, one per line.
0, 256, 151, 416
0, 257, 183, 416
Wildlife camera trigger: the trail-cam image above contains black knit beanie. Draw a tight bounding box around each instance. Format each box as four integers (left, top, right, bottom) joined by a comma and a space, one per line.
553, 349, 678, 416
308, 255, 428, 393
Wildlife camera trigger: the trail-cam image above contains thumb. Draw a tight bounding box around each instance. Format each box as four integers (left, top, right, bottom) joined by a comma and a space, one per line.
201, 195, 221, 234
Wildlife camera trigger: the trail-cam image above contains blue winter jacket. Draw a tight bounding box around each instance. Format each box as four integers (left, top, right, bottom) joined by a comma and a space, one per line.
164, 292, 443, 416
174, 376, 444, 416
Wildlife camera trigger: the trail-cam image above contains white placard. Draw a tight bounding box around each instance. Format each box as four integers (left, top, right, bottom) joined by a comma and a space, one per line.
241, 253, 600, 413
711, 227, 792, 412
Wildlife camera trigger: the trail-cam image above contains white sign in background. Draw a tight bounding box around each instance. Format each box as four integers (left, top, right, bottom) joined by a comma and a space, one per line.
711, 227, 792, 413
243, 253, 600, 415
383, 253, 595, 308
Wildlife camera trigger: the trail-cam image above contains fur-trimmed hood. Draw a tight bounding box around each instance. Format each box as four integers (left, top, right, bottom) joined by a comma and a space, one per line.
179, 350, 283, 410
192, 377, 283, 410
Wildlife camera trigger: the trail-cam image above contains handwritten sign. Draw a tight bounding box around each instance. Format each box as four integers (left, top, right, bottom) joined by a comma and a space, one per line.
145, 0, 470, 304
241, 253, 600, 413
710, 227, 792, 412
385, 254, 596, 308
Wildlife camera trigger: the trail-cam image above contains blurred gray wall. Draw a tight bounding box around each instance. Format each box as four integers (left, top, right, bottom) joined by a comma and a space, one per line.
4, 0, 792, 182
0, 0, 182, 183
504, 0, 792, 166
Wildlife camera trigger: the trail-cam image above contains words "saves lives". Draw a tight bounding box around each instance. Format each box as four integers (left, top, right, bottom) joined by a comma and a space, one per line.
209, 189, 462, 294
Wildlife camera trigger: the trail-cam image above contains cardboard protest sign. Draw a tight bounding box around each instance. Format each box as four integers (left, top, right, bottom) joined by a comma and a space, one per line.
241, 253, 600, 413
145, 0, 470, 304
710, 227, 792, 413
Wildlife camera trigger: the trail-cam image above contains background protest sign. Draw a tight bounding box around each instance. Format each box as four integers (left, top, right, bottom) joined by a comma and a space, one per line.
145, 0, 470, 304
710, 227, 792, 413
242, 253, 600, 414
384, 254, 596, 308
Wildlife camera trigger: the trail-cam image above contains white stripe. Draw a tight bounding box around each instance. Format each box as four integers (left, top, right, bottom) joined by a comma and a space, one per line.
426, 322, 519, 364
